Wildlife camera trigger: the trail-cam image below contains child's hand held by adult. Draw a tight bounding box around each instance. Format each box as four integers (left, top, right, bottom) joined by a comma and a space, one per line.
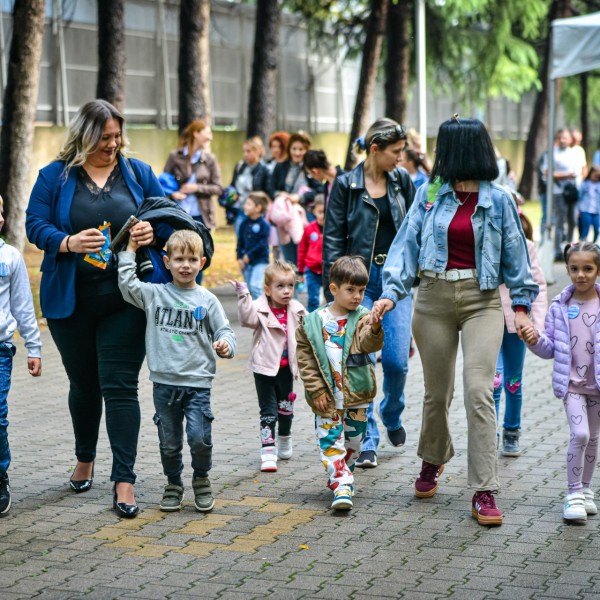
129, 221, 154, 247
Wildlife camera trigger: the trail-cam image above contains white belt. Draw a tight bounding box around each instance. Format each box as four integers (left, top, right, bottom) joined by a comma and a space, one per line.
421, 269, 477, 282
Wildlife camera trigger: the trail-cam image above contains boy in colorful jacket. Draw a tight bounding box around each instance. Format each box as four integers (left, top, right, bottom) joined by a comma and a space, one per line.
296, 256, 384, 511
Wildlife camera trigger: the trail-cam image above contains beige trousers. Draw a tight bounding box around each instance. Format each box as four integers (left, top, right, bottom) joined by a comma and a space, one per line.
412, 276, 504, 491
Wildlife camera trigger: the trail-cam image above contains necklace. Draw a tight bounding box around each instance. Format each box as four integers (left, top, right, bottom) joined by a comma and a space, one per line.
455, 190, 474, 206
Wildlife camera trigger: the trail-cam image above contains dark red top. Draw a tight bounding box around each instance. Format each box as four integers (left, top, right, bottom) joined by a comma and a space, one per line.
270, 306, 289, 367
446, 191, 478, 269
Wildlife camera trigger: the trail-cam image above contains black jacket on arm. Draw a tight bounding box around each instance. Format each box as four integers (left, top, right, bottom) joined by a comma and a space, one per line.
322, 164, 415, 300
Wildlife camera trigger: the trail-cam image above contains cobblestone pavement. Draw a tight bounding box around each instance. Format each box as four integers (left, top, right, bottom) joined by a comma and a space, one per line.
2, 265, 600, 600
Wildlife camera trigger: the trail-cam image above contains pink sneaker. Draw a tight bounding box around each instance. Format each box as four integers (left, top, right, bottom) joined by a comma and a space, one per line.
415, 461, 445, 498
472, 490, 503, 526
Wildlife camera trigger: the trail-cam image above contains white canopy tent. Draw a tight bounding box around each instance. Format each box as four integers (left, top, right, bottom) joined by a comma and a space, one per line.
542, 11, 600, 283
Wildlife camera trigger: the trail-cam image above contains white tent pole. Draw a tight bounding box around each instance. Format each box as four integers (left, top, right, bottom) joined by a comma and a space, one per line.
416, 0, 427, 151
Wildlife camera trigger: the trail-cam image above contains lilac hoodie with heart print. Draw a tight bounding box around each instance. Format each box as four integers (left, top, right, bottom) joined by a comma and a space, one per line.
529, 284, 600, 400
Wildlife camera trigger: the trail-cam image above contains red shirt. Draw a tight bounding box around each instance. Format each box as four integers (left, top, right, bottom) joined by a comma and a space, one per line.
270, 306, 289, 367
297, 221, 323, 275
446, 191, 478, 269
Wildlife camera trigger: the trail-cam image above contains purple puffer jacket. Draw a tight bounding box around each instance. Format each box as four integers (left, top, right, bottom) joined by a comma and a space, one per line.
529, 284, 600, 400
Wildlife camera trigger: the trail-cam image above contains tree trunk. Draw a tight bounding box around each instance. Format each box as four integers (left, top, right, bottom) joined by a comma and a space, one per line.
385, 0, 411, 123
518, 0, 571, 200
247, 0, 280, 143
178, 0, 212, 132
344, 0, 389, 170
0, 0, 45, 250
96, 0, 126, 112
580, 72, 588, 148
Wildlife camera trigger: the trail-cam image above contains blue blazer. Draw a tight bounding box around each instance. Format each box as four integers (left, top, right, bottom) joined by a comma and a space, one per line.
26, 155, 164, 319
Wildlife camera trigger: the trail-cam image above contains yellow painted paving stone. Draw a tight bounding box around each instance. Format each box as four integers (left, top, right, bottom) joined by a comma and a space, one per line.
222, 538, 265, 553
104, 535, 159, 549
126, 544, 182, 558
175, 542, 226, 557
243, 527, 290, 541
175, 515, 239, 535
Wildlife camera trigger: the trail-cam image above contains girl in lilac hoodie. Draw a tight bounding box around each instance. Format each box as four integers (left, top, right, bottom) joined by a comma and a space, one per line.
524, 242, 600, 523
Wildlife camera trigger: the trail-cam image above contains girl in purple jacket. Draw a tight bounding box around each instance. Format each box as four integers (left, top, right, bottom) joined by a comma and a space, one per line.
524, 242, 600, 523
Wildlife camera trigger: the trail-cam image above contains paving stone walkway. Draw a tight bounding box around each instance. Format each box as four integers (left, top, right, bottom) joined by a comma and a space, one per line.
2, 265, 600, 599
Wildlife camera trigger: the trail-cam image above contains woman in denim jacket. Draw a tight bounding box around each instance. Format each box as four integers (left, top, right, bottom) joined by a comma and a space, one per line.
372, 117, 538, 526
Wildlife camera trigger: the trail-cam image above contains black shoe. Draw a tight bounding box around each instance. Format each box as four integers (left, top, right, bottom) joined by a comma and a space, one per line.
386, 425, 406, 447
0, 475, 11, 516
113, 484, 139, 519
355, 450, 378, 468
69, 462, 94, 494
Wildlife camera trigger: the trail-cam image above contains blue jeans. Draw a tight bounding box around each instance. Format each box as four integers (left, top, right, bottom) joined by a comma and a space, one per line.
305, 269, 322, 312
493, 327, 526, 431
244, 262, 268, 300
579, 212, 600, 242
361, 263, 412, 452
152, 383, 214, 480
0, 343, 15, 476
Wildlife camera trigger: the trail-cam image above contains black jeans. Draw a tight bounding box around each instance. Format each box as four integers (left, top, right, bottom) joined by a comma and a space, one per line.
254, 366, 294, 447
48, 290, 146, 483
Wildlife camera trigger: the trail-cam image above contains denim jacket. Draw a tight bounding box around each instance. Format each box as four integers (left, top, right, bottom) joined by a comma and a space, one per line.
381, 180, 539, 311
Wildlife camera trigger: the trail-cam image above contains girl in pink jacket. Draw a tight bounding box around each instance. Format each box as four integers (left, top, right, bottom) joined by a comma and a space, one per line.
494, 207, 548, 456
231, 260, 307, 472
524, 242, 600, 523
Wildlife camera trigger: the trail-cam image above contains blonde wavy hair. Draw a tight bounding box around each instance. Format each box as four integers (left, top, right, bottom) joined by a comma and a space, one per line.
57, 100, 129, 174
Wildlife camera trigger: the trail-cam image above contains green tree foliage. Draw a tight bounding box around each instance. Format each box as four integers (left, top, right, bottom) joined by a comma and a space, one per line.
425, 0, 548, 105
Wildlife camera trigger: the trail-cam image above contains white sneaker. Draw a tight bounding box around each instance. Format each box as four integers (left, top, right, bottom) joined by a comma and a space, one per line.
277, 435, 293, 460
563, 492, 587, 522
582, 488, 598, 515
260, 447, 278, 472
331, 487, 353, 511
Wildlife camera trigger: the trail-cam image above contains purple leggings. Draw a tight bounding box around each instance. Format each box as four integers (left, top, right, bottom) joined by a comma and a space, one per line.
564, 392, 600, 492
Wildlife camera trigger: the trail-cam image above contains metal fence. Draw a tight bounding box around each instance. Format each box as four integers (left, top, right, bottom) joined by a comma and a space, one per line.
0, 0, 539, 139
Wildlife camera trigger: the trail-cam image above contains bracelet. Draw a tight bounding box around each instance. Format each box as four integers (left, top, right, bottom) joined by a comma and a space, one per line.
66, 236, 72, 252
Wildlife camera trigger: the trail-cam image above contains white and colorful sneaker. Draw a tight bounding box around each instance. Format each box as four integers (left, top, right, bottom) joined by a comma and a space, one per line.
260, 447, 278, 472
331, 488, 353, 511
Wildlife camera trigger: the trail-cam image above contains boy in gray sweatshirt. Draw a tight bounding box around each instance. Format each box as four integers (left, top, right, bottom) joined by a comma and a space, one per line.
0, 196, 42, 516
118, 228, 236, 512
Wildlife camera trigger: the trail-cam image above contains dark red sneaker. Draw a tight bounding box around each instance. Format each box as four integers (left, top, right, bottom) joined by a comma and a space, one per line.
472, 490, 503, 526
414, 461, 445, 498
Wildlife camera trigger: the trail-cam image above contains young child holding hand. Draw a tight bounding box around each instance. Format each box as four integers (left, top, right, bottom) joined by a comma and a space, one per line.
523, 242, 600, 523
118, 227, 236, 514
296, 256, 384, 511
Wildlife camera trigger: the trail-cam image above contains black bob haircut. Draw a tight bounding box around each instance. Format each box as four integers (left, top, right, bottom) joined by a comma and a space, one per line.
430, 117, 499, 184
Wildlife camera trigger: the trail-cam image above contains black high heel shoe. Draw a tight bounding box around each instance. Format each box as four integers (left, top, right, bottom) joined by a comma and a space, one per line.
113, 483, 139, 518
69, 462, 94, 494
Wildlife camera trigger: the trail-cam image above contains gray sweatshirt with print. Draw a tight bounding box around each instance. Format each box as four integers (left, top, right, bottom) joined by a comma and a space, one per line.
0, 240, 41, 357
117, 251, 236, 388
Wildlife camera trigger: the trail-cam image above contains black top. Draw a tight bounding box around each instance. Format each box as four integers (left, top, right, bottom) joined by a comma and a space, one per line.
70, 164, 137, 295
371, 194, 397, 256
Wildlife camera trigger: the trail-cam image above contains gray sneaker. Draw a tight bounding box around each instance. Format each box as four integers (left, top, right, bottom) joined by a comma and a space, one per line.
159, 483, 184, 512
502, 429, 522, 457
192, 477, 215, 512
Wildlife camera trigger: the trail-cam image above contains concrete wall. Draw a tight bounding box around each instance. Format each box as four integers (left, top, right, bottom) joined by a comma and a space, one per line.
26, 127, 355, 228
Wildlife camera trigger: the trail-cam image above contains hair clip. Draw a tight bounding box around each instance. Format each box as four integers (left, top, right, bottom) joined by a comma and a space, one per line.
355, 136, 367, 151
451, 113, 461, 123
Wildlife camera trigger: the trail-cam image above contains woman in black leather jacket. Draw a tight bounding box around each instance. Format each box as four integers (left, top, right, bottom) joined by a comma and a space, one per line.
322, 118, 415, 469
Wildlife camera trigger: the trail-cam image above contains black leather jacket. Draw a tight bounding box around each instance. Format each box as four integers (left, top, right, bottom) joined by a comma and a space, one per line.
322, 163, 415, 297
